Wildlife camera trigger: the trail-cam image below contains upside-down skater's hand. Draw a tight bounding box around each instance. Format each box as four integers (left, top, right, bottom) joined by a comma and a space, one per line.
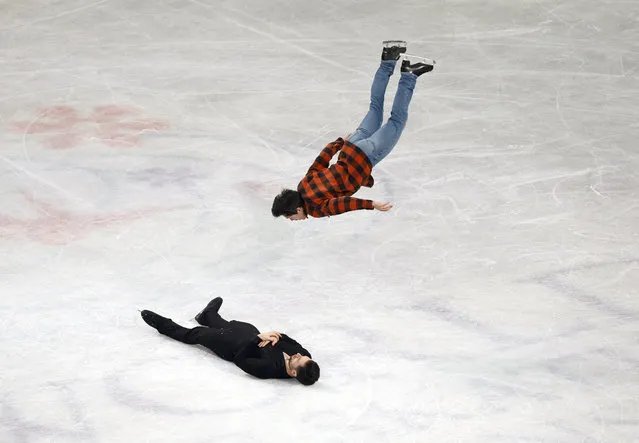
258, 331, 281, 347
373, 201, 393, 212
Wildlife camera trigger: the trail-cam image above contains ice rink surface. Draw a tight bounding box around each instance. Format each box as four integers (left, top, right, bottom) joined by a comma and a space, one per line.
1, 1, 638, 442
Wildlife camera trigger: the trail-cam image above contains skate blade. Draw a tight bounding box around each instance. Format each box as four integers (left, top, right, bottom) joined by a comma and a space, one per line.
403, 54, 436, 65
383, 40, 407, 48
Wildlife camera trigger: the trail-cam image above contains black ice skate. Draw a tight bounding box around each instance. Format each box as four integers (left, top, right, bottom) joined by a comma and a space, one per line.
401, 54, 436, 76
194, 297, 223, 326
382, 40, 407, 61
141, 310, 174, 332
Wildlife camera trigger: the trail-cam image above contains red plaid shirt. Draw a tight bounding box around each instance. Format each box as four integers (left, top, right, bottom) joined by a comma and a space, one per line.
297, 138, 375, 218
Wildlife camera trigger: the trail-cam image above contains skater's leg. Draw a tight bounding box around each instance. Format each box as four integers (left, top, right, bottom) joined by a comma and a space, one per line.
195, 297, 228, 329
187, 322, 260, 360
199, 312, 230, 329
348, 61, 396, 144
142, 310, 258, 361
196, 300, 260, 337
159, 320, 238, 360
353, 72, 417, 166
228, 320, 260, 336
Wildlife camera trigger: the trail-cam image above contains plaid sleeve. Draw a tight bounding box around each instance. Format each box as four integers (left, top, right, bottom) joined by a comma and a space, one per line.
310, 197, 374, 217
306, 141, 342, 175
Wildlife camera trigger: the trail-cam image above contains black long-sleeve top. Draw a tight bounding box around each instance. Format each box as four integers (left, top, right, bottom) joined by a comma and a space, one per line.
232, 334, 312, 379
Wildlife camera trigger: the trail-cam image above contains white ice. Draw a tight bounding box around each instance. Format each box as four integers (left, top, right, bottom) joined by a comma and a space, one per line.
1, 1, 638, 442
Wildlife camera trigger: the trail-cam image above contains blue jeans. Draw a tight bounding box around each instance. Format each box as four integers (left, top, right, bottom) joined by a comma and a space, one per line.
348, 61, 417, 167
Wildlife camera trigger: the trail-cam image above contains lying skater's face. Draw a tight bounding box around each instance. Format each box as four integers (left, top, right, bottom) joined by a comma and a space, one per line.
289, 353, 312, 370
286, 207, 308, 221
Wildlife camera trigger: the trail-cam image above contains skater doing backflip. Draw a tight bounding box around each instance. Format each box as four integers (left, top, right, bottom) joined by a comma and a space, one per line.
271, 41, 435, 220
141, 297, 320, 385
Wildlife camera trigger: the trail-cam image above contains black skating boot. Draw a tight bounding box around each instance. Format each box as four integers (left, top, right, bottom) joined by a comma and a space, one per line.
194, 297, 223, 326
141, 310, 174, 332
382, 40, 407, 61
401, 54, 436, 76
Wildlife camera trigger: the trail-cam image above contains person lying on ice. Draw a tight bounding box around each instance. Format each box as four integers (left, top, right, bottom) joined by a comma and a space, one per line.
140, 297, 320, 385
271, 41, 435, 221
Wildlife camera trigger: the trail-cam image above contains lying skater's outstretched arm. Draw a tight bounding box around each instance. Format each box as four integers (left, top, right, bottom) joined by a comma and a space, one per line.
306, 139, 343, 175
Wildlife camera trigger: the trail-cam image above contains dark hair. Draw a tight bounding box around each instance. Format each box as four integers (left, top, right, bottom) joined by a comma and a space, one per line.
271, 189, 303, 217
295, 360, 320, 386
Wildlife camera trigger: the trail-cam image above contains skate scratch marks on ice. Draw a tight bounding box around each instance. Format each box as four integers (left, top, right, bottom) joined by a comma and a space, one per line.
0, 381, 96, 442
103, 369, 274, 416
0, 0, 108, 31
187, 0, 368, 77
10, 105, 169, 149
529, 259, 639, 320
0, 192, 190, 245
1, 155, 91, 207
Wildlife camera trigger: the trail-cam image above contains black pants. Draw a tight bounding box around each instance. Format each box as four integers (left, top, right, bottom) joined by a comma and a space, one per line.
159, 310, 259, 362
